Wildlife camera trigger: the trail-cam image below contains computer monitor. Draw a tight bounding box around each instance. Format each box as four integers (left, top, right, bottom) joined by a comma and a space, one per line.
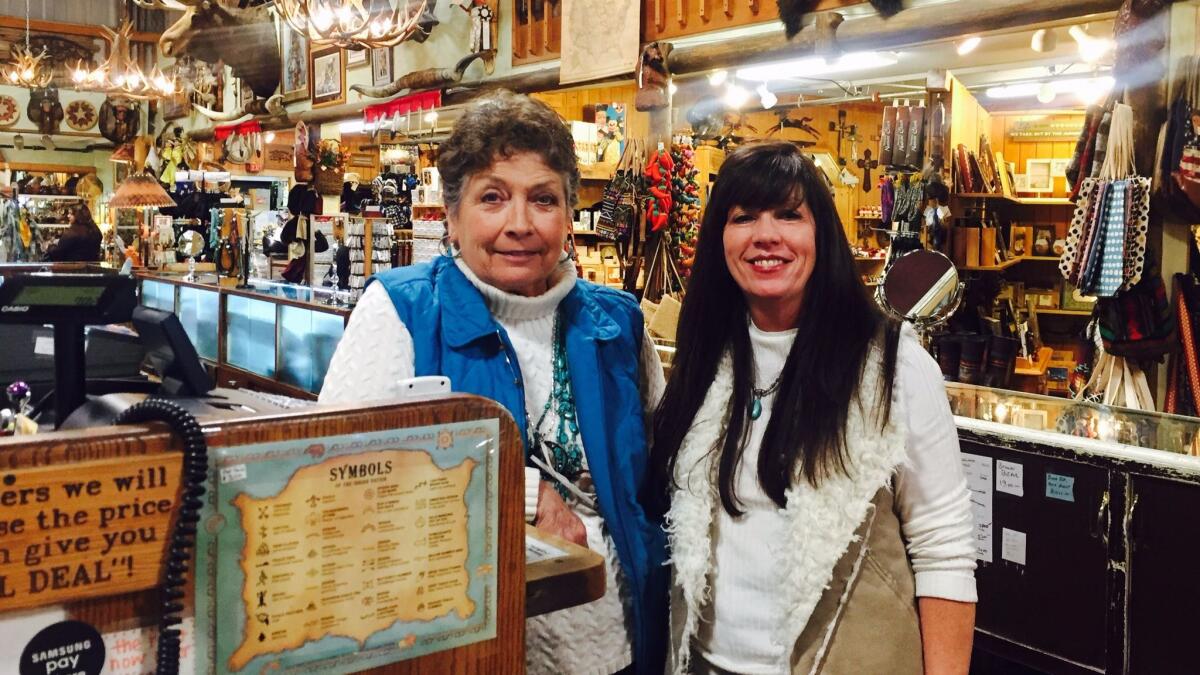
131, 306, 214, 397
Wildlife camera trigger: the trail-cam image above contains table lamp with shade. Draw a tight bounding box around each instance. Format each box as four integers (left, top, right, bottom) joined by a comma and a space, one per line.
109, 172, 176, 271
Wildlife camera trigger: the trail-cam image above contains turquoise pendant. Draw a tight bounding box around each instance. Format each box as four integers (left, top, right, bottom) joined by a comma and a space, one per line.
750, 397, 763, 420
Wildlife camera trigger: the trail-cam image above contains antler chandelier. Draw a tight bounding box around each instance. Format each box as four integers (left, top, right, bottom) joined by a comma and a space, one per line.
276, 0, 429, 50
3, 0, 53, 88
70, 21, 176, 100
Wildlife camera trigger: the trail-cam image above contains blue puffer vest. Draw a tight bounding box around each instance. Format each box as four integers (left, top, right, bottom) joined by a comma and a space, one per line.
370, 255, 668, 673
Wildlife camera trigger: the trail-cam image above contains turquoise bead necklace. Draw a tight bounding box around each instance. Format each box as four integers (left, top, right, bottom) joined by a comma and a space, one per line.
530, 310, 585, 498
750, 374, 783, 421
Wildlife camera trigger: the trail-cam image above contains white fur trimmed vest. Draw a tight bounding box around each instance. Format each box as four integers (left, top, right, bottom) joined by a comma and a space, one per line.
664, 343, 924, 675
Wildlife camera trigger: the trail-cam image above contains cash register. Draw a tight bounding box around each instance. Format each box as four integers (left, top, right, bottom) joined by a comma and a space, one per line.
0, 269, 294, 428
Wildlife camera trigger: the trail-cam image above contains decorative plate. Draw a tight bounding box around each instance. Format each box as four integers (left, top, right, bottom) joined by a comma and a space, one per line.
66, 100, 97, 131
0, 95, 18, 127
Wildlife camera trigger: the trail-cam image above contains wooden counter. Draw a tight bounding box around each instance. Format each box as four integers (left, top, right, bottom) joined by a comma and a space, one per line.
525, 525, 606, 618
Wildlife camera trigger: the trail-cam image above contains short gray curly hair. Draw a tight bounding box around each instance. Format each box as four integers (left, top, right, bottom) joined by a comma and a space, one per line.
437, 90, 580, 215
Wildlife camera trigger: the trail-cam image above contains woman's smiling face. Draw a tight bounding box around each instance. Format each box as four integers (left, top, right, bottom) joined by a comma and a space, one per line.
722, 199, 817, 331
447, 152, 570, 297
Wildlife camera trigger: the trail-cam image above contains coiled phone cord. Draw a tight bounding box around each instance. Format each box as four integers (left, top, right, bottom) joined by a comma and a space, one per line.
113, 399, 208, 675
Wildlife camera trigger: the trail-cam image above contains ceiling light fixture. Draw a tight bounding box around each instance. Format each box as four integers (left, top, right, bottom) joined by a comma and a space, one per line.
275, 0, 430, 50
70, 20, 176, 100
986, 75, 1115, 104
735, 51, 900, 82
1031, 28, 1057, 53
1069, 25, 1113, 64
1036, 82, 1057, 104
708, 70, 728, 87
956, 37, 982, 56
724, 83, 750, 109
3, 0, 52, 88
757, 84, 778, 109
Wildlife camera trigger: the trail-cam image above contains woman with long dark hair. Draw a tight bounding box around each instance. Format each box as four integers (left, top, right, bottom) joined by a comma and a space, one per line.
44, 204, 102, 262
646, 142, 975, 674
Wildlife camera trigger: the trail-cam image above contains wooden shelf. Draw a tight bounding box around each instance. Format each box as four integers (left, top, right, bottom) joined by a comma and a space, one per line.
1020, 256, 1062, 262
960, 258, 1021, 272
953, 193, 1073, 207
1014, 346, 1054, 376
412, 203, 444, 209
955, 192, 1008, 200
1014, 196, 1073, 206
572, 230, 601, 236
19, 194, 83, 201
1037, 308, 1094, 317
579, 163, 617, 181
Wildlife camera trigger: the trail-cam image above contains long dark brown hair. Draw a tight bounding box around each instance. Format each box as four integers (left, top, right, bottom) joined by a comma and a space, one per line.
645, 142, 898, 518
70, 204, 99, 234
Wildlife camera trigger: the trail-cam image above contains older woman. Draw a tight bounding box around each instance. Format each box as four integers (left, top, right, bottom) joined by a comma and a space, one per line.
320, 90, 667, 675
646, 142, 976, 674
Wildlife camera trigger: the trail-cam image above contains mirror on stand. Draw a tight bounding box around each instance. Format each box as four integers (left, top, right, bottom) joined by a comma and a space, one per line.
875, 248, 963, 345
177, 229, 204, 282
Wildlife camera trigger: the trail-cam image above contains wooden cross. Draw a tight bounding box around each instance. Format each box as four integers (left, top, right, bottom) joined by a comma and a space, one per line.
857, 149, 879, 193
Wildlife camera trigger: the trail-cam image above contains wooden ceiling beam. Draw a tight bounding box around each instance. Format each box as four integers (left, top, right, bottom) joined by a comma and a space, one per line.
0, 17, 159, 44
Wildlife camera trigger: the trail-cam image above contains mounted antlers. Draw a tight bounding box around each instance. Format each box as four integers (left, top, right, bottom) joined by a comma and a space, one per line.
350, 51, 489, 99
193, 93, 286, 123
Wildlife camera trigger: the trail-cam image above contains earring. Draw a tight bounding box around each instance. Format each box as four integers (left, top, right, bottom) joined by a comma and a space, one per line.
439, 235, 461, 258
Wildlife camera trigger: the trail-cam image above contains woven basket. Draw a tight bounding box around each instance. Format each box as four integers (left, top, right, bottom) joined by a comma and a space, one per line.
313, 166, 344, 195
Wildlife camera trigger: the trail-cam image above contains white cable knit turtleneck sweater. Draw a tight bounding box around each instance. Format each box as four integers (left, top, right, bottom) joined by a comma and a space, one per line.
320, 258, 664, 675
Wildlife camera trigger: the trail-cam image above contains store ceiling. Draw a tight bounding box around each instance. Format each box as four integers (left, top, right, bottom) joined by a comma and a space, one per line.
680, 15, 1117, 113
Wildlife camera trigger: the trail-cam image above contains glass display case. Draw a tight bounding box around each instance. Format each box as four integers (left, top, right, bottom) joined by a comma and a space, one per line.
947, 382, 1200, 457
138, 274, 349, 397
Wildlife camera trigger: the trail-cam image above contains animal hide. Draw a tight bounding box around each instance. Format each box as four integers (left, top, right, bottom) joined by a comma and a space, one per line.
778, 0, 903, 38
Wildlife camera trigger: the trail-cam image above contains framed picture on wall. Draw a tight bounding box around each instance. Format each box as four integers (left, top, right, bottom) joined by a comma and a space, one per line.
590, 102, 626, 164
347, 47, 368, 67
280, 27, 310, 103
371, 47, 393, 88
1050, 158, 1070, 178
311, 46, 345, 108
1026, 159, 1053, 191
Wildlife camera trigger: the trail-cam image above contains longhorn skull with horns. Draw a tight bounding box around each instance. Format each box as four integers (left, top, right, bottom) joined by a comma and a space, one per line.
134, 0, 284, 122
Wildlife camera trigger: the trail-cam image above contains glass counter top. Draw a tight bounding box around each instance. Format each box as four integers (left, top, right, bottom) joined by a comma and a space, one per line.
947, 382, 1200, 458
137, 273, 351, 314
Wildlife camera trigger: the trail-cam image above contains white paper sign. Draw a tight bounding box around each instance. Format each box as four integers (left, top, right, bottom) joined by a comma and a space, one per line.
102, 617, 195, 674
997, 460, 1024, 497
960, 452, 994, 563
1002, 528, 1027, 566
526, 534, 568, 564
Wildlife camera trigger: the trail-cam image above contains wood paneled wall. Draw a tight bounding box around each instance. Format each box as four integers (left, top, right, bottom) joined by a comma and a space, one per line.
742, 102, 886, 235
989, 112, 1086, 198
641, 0, 864, 43
949, 74, 992, 166
533, 84, 649, 140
